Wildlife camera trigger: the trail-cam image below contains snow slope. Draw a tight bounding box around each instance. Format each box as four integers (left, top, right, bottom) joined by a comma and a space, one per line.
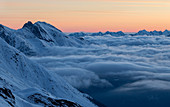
0, 38, 97, 107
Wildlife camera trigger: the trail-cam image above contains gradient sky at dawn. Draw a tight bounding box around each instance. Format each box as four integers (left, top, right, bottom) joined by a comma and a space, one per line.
0, 0, 170, 32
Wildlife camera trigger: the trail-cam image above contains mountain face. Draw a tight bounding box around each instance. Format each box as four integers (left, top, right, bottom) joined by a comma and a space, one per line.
0, 21, 85, 56
0, 22, 97, 107
0, 37, 96, 107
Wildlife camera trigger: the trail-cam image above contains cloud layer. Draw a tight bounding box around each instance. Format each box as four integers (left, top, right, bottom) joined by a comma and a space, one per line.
30, 35, 170, 107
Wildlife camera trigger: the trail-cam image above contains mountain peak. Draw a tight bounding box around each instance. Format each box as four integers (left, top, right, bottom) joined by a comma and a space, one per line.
164, 29, 169, 32
22, 21, 34, 28
27, 21, 33, 24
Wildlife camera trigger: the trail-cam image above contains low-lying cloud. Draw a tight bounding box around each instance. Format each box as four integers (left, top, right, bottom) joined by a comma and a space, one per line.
30, 35, 170, 107
49, 67, 112, 88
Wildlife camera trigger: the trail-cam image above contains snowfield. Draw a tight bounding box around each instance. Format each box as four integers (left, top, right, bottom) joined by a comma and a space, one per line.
1, 21, 170, 107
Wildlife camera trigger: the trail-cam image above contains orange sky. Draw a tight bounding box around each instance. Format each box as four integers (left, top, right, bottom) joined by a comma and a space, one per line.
0, 0, 170, 32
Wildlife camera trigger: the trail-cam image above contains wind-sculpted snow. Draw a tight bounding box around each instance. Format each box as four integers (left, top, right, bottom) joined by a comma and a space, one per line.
31, 34, 170, 107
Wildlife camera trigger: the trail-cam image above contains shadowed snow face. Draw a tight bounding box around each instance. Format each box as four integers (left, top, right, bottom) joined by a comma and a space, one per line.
30, 35, 170, 107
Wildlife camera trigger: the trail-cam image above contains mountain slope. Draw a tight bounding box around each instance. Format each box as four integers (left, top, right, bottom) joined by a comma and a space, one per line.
0, 38, 97, 107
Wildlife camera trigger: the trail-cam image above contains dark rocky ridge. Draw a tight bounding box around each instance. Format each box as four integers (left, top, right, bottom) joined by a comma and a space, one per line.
28, 93, 82, 107
0, 88, 15, 107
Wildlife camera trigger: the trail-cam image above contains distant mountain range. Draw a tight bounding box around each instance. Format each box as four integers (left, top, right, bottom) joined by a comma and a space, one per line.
68, 31, 125, 37
132, 29, 170, 36
68, 29, 170, 37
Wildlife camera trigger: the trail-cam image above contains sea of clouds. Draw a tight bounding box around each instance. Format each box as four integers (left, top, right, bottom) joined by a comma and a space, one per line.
30, 35, 170, 107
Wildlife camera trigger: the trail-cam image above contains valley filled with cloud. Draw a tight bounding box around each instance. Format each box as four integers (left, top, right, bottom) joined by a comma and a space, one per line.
30, 34, 170, 107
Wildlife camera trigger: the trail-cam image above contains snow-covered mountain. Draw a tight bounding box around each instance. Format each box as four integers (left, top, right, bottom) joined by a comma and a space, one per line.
0, 22, 98, 107
0, 37, 97, 107
0, 21, 85, 56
